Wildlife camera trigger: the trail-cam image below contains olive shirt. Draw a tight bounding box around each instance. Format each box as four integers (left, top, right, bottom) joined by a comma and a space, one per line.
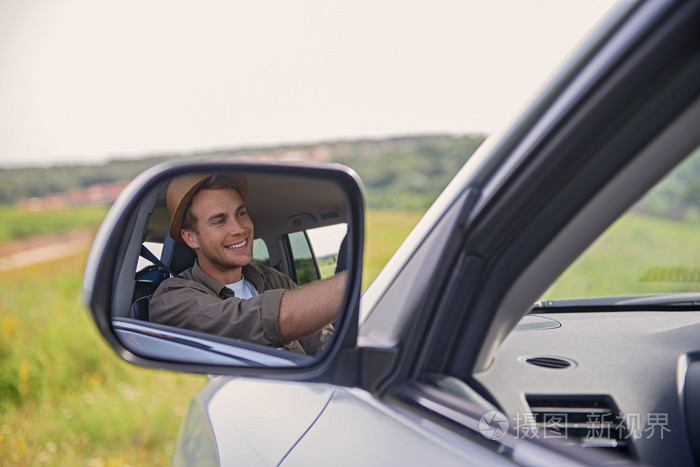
149, 260, 332, 355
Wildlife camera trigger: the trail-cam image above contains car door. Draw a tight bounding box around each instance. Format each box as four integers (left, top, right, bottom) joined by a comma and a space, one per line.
282, 0, 700, 464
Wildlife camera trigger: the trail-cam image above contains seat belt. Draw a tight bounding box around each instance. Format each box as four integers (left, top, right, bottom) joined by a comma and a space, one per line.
139, 245, 181, 279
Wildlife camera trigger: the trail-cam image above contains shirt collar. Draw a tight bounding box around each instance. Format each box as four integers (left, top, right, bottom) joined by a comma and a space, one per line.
190, 259, 265, 296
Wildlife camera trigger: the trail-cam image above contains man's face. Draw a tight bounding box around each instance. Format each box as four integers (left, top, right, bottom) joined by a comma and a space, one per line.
182, 187, 254, 279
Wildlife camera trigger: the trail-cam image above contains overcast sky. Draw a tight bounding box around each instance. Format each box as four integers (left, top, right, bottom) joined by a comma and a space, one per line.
0, 0, 617, 167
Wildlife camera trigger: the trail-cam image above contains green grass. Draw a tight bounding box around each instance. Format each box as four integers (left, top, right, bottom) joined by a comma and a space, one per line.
0, 252, 205, 466
0, 205, 108, 242
318, 258, 336, 279
363, 210, 423, 289
0, 209, 423, 466
545, 214, 700, 298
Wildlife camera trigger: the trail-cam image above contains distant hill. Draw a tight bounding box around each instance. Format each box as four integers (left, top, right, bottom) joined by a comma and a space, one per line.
332, 135, 484, 209
0, 134, 487, 210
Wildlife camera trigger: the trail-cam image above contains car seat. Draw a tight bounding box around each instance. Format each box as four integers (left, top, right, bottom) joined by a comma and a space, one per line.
129, 228, 196, 321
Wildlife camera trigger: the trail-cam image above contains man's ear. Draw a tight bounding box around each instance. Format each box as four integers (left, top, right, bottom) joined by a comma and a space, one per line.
181, 229, 199, 250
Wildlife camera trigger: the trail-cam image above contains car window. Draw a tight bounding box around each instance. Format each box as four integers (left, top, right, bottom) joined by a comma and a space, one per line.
306, 223, 348, 279
135, 241, 164, 273
251, 238, 271, 268
287, 224, 347, 284
287, 231, 320, 285
543, 145, 700, 301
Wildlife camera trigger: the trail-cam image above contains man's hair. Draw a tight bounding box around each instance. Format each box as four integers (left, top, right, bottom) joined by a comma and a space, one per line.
181, 175, 244, 234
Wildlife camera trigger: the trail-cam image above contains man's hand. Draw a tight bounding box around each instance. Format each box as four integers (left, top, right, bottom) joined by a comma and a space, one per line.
278, 271, 347, 344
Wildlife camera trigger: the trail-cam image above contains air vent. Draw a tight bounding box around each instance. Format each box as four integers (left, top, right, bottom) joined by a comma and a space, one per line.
525, 395, 631, 457
525, 357, 572, 369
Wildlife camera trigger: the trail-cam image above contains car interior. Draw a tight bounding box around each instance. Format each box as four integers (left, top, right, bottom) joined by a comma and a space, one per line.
108, 170, 350, 364
472, 134, 700, 463
353, 64, 700, 464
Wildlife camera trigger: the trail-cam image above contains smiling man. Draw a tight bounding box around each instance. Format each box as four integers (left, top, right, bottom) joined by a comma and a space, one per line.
149, 173, 344, 355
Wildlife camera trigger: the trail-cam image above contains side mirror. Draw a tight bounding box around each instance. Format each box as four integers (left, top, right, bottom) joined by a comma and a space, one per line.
83, 160, 364, 376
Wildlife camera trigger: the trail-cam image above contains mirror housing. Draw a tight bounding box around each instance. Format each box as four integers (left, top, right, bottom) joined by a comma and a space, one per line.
83, 159, 365, 378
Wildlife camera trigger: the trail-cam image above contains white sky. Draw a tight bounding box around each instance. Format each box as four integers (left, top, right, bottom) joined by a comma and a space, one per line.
0, 0, 617, 167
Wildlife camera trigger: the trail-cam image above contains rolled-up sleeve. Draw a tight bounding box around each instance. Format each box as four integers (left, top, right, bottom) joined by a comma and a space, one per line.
150, 278, 287, 348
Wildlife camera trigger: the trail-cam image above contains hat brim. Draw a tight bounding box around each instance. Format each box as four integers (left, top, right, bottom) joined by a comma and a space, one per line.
168, 174, 211, 243
167, 173, 248, 243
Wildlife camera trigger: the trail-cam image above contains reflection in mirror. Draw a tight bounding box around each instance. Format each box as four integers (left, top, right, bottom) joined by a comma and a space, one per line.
110, 170, 352, 367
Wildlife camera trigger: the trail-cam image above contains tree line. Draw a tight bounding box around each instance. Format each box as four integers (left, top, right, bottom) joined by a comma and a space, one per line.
3, 134, 697, 217
0, 134, 486, 210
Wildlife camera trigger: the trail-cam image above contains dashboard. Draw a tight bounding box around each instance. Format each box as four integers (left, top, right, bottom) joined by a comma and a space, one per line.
474, 311, 700, 465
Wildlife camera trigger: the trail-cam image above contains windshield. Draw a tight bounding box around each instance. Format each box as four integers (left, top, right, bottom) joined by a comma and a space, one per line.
541, 145, 700, 305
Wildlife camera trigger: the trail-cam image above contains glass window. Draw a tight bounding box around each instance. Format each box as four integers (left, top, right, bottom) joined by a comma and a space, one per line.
288, 231, 320, 285
306, 223, 348, 279
135, 241, 163, 273
287, 223, 347, 284
543, 146, 700, 300
251, 238, 271, 267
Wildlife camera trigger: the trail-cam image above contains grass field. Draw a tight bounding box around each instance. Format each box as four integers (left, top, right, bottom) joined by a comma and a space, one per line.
363, 210, 422, 289
0, 208, 423, 466
545, 213, 700, 298
0, 252, 205, 466
0, 206, 108, 243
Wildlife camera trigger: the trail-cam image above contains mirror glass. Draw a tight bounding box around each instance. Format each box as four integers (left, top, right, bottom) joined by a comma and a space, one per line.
109, 169, 353, 367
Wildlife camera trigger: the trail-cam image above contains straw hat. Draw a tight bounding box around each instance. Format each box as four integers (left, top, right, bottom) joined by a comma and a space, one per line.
166, 173, 248, 242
